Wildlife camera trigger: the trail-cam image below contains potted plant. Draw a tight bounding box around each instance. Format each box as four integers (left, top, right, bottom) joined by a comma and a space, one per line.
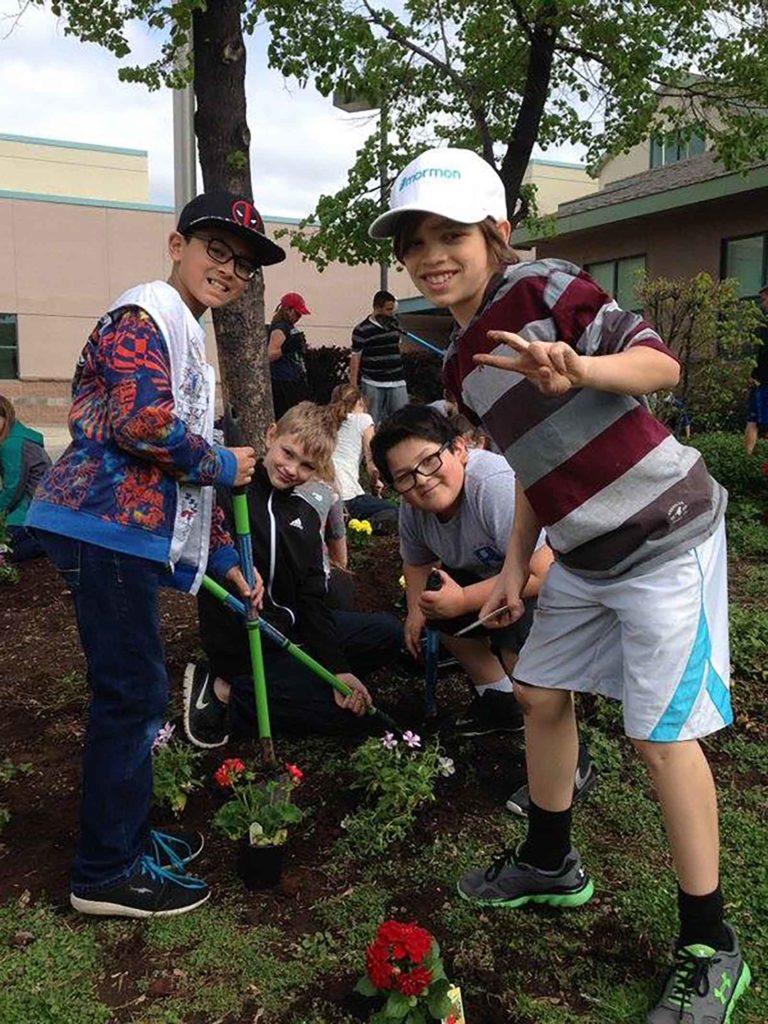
211, 759, 304, 889
355, 919, 463, 1023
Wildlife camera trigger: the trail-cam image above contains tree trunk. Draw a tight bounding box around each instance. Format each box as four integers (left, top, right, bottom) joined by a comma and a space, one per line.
499, 9, 559, 224
193, 0, 273, 454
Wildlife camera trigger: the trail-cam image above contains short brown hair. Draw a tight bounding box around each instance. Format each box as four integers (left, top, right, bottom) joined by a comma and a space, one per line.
272, 401, 336, 483
393, 214, 518, 268
0, 395, 16, 445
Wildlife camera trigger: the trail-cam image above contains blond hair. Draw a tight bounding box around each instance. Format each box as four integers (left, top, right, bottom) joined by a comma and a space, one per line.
273, 401, 337, 483
393, 214, 518, 269
0, 395, 16, 444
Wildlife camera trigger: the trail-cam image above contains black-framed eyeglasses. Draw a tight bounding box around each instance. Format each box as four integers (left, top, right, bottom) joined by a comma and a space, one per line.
392, 443, 450, 494
186, 233, 259, 281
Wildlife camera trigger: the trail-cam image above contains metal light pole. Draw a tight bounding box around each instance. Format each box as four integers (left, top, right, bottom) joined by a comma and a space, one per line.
332, 88, 389, 292
172, 9, 196, 219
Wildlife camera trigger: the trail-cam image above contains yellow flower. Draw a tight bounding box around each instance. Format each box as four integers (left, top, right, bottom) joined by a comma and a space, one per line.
398, 575, 406, 589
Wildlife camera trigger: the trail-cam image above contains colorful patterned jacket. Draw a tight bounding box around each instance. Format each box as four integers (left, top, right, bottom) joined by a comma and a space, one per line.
26, 301, 239, 591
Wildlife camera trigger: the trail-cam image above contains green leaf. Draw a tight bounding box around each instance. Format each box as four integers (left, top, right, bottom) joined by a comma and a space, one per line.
385, 990, 413, 1018
354, 975, 378, 997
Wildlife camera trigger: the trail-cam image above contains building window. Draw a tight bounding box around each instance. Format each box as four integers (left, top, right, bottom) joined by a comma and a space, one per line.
586, 256, 646, 312
722, 233, 767, 300
0, 314, 18, 379
650, 130, 706, 169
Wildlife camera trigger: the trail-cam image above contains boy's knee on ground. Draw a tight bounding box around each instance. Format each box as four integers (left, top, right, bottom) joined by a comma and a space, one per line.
513, 681, 571, 720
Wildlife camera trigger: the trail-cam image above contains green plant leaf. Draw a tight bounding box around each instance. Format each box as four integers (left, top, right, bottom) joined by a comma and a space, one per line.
385, 990, 413, 1018
354, 975, 378, 996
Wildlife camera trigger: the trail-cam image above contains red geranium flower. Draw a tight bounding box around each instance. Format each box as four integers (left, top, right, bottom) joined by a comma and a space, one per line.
285, 763, 304, 785
397, 965, 433, 997
214, 758, 246, 788
366, 943, 397, 989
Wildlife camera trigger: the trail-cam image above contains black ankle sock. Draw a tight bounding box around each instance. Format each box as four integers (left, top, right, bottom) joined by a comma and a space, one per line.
518, 800, 572, 871
677, 885, 731, 951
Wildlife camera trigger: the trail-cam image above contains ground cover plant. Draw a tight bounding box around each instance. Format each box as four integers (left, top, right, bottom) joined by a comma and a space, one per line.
0, 433, 766, 1022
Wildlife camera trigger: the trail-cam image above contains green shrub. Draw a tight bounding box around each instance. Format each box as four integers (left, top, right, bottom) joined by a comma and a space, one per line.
688, 433, 767, 501
729, 606, 768, 683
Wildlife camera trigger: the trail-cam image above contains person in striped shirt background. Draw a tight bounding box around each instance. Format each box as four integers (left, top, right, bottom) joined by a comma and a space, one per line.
368, 148, 750, 1024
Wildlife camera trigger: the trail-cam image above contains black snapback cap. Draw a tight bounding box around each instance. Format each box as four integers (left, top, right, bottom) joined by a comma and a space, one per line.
177, 190, 285, 267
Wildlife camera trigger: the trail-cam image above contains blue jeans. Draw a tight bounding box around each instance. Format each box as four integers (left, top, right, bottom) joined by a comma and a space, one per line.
361, 382, 408, 425
8, 525, 45, 562
35, 531, 168, 893
344, 495, 399, 533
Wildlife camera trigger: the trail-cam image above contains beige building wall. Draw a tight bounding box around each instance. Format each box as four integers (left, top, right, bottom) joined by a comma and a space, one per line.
0, 193, 417, 419
533, 189, 768, 285
598, 89, 722, 188
523, 160, 598, 214
0, 134, 149, 204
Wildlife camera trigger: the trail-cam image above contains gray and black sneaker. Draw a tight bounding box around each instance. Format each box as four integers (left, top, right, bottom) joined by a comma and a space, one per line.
507, 747, 597, 817
149, 829, 205, 872
647, 923, 751, 1024
453, 690, 524, 737
183, 662, 229, 749
70, 855, 210, 918
458, 845, 593, 909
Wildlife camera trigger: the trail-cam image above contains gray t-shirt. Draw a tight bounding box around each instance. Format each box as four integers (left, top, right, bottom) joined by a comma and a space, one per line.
399, 449, 520, 577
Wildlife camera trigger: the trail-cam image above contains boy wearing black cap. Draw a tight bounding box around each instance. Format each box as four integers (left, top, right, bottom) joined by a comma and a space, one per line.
27, 191, 284, 918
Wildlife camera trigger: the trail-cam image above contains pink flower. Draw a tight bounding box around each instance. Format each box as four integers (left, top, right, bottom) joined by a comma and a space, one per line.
381, 732, 398, 750
285, 763, 304, 785
402, 731, 421, 749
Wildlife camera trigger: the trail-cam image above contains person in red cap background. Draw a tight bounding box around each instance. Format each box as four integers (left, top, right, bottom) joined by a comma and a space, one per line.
268, 292, 311, 418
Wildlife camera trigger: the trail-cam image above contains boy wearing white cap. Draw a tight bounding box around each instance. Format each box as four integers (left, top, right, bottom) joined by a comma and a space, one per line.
368, 149, 750, 1024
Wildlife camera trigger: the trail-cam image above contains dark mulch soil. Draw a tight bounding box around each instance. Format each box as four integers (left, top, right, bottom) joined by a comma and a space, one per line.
1, 542, 537, 1021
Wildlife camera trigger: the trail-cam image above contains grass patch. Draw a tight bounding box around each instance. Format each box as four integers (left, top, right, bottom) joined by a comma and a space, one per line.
0, 902, 111, 1024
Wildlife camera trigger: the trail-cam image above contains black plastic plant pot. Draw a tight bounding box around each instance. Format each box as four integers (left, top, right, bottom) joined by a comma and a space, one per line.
237, 841, 284, 890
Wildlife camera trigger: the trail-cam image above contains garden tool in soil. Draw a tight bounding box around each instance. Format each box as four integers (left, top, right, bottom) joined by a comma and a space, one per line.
423, 568, 443, 718
200, 575, 409, 740
223, 407, 281, 773
231, 490, 277, 770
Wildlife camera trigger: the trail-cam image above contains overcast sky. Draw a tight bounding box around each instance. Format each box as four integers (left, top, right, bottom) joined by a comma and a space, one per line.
0, 3, 586, 219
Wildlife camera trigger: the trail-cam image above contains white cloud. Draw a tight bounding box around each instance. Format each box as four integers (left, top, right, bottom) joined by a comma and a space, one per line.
0, 3, 586, 217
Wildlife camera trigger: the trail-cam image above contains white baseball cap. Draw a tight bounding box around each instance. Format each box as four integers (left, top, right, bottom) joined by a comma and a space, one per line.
369, 147, 507, 239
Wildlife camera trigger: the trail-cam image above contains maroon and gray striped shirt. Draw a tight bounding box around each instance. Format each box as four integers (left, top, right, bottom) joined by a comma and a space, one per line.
443, 259, 726, 579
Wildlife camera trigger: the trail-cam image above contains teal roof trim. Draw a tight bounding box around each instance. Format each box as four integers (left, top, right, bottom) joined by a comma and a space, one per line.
513, 165, 768, 245
0, 132, 147, 157
0, 190, 303, 225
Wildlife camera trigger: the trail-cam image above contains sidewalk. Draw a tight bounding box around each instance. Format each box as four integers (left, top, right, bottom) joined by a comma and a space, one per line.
30, 425, 71, 461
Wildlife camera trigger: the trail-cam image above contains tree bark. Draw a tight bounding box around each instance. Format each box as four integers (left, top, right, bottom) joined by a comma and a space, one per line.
499, 8, 559, 225
193, 0, 273, 454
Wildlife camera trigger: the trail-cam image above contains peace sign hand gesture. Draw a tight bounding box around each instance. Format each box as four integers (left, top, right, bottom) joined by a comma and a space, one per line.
473, 331, 588, 396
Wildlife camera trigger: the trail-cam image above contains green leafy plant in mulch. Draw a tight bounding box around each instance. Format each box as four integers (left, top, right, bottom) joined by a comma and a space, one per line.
338, 732, 452, 857
152, 723, 204, 815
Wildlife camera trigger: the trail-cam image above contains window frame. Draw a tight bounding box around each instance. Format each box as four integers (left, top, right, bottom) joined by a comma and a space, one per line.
0, 313, 18, 381
720, 231, 768, 301
585, 254, 647, 313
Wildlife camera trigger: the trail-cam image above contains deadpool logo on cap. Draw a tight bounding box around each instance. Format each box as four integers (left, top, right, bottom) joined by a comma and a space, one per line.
231, 200, 264, 233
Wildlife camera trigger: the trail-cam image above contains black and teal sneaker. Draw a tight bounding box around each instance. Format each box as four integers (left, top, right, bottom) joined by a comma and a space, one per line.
457, 845, 593, 909
648, 924, 751, 1024
70, 855, 210, 919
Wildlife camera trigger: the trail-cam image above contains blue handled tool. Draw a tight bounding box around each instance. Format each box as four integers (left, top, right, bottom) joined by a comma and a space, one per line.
423, 568, 443, 717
